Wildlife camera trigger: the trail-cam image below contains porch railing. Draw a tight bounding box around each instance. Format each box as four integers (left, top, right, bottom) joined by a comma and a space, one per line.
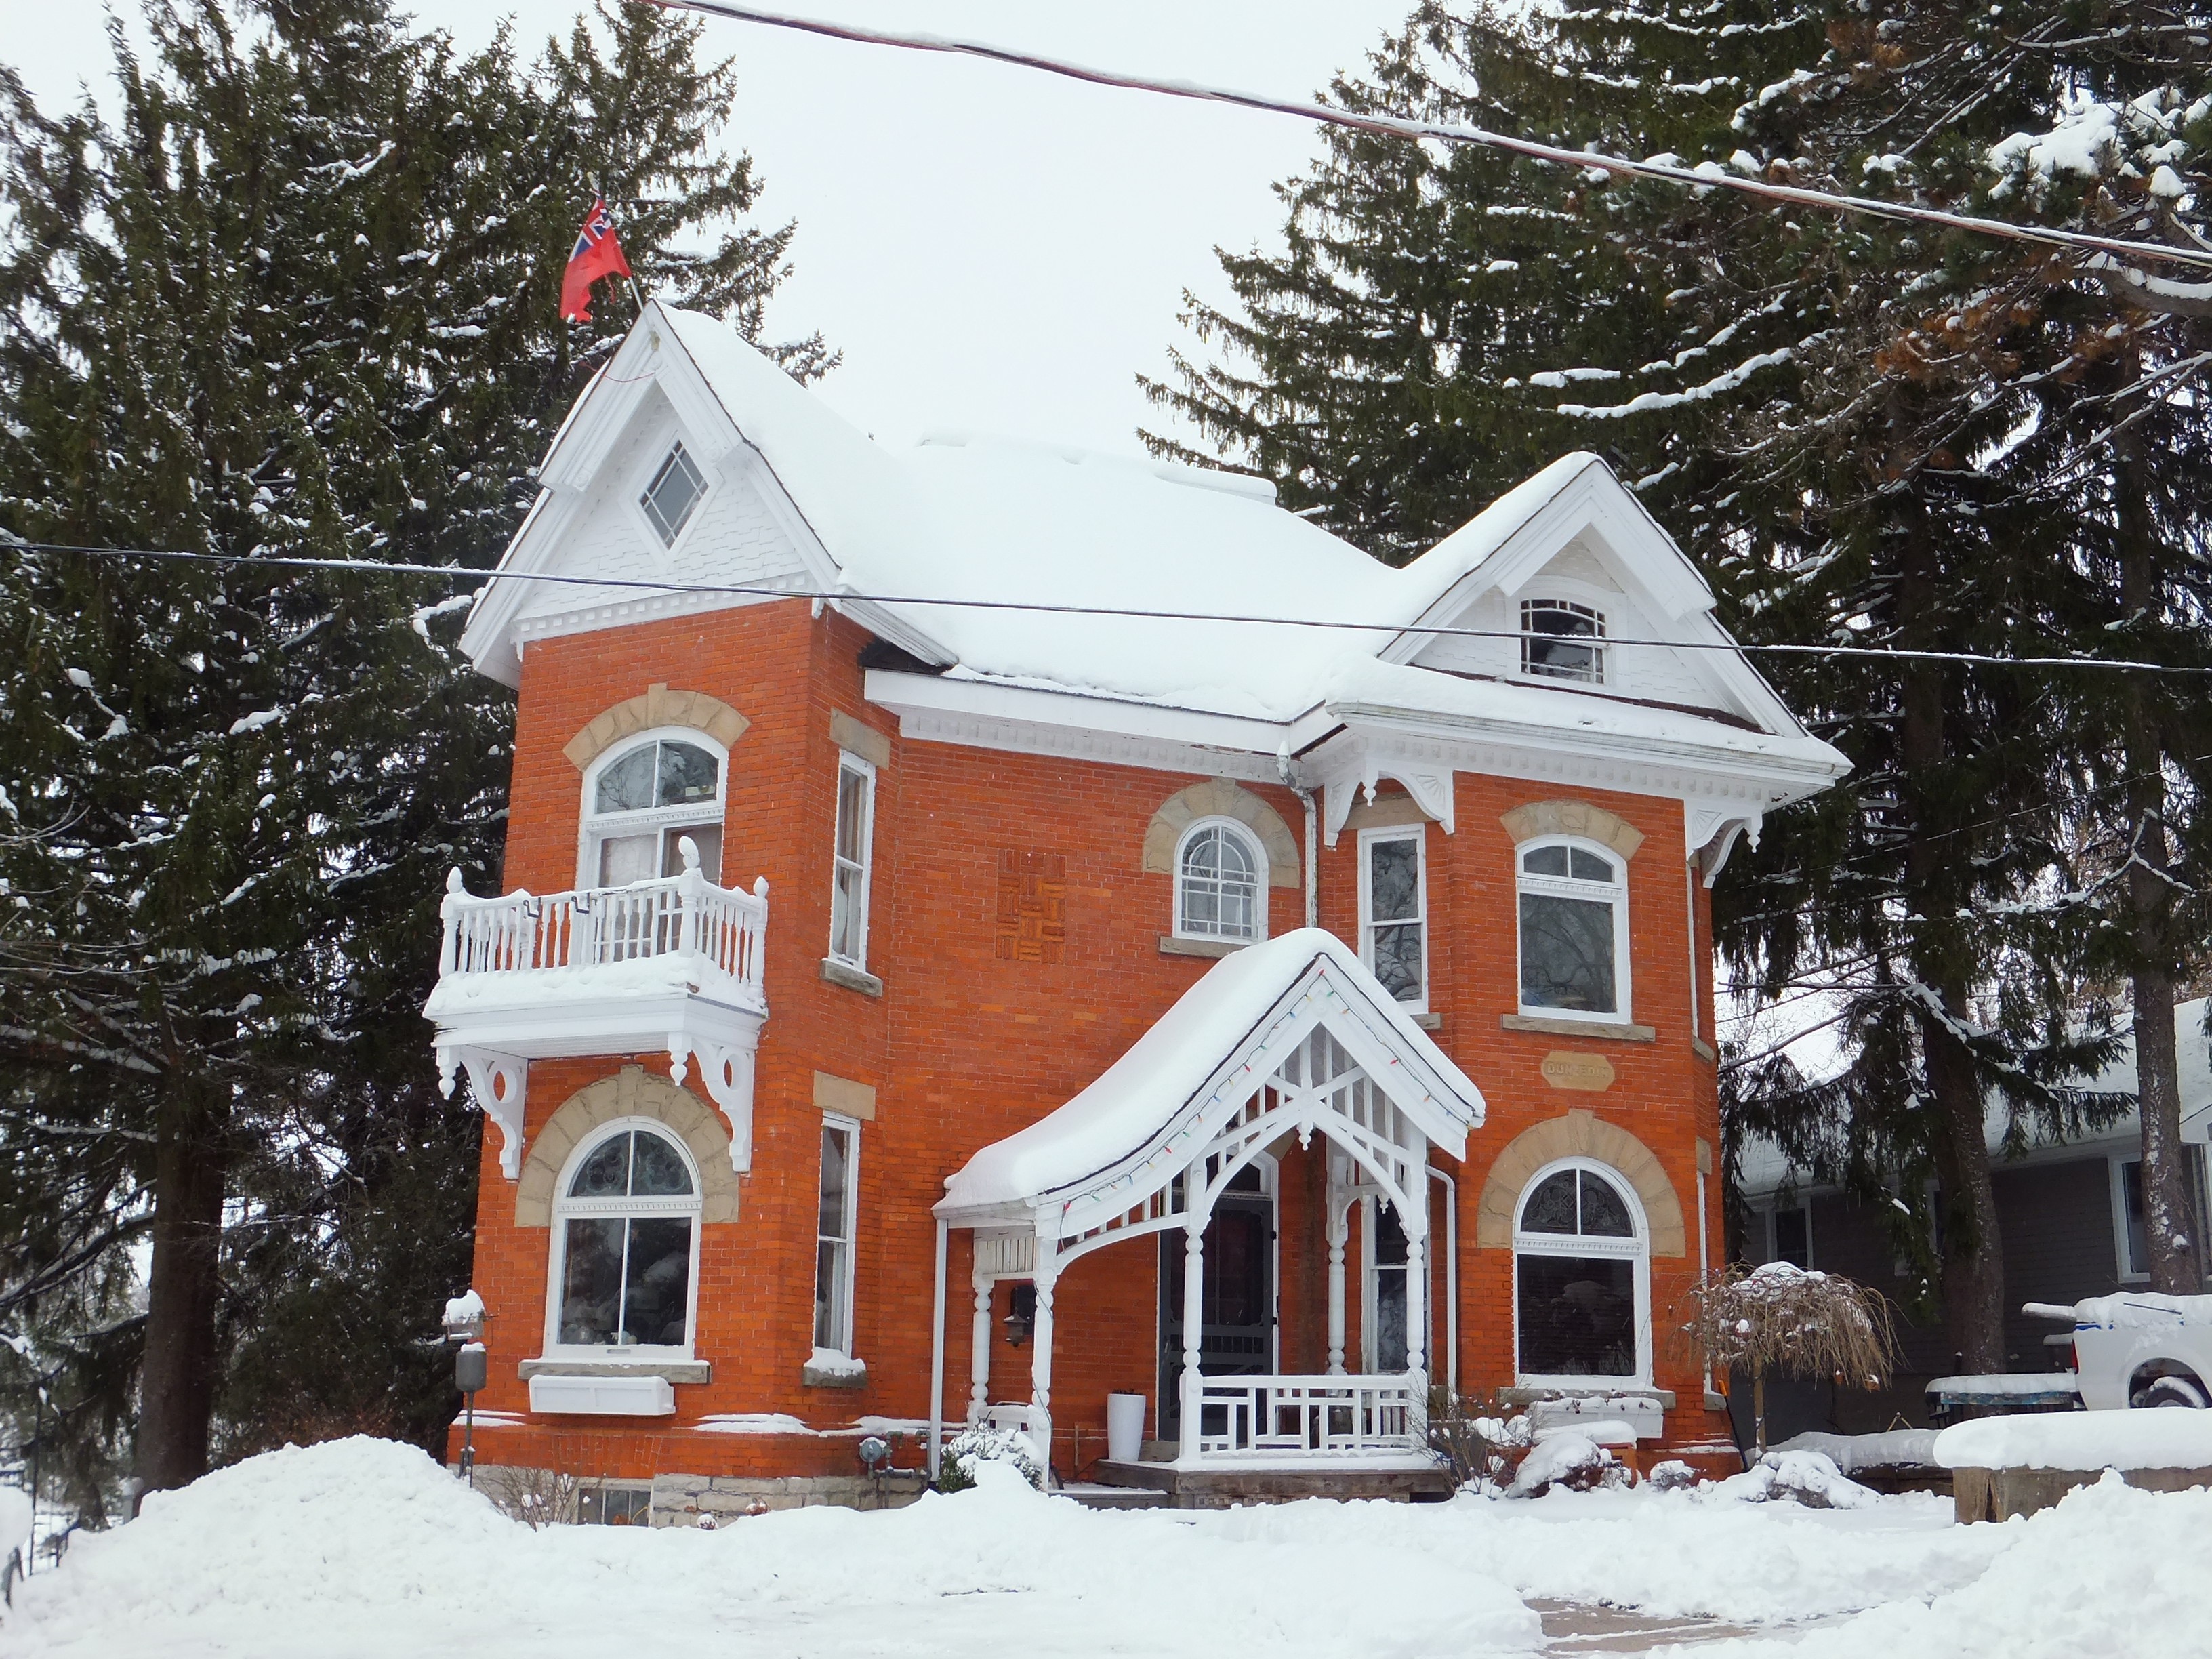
1192, 1372, 1422, 1459
437, 857, 768, 1010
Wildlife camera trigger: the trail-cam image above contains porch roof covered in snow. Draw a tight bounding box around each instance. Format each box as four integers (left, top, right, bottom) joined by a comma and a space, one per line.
934, 929, 1483, 1244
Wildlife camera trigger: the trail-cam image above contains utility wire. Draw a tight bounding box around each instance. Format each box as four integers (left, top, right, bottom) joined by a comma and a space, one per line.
12, 536, 2212, 676
639, 0, 2212, 276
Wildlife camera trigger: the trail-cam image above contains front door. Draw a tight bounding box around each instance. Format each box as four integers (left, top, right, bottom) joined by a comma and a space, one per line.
1158, 1164, 1275, 1439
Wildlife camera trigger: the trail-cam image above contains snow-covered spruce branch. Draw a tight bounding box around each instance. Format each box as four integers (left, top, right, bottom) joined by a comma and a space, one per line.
1555, 335, 1832, 419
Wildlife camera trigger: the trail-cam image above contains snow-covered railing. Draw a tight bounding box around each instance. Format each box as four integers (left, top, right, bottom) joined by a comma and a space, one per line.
437, 842, 767, 1009
1192, 1373, 1422, 1459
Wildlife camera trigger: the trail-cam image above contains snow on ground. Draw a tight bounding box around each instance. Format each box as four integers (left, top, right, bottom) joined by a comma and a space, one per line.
7, 1437, 2208, 1659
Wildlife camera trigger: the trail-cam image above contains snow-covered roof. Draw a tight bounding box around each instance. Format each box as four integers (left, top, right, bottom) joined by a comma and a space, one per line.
936, 928, 1481, 1229
462, 304, 1848, 834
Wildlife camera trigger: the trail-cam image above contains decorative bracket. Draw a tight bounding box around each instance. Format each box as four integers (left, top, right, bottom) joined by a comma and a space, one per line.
437, 1045, 528, 1179
1688, 806, 1763, 886
668, 1023, 762, 1172
1318, 740, 1458, 846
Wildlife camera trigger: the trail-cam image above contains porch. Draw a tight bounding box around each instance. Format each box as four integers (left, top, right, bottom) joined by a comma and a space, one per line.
423, 837, 769, 1175
928, 928, 1486, 1489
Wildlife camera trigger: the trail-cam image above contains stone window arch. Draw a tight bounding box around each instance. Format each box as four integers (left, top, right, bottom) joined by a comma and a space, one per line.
1141, 780, 1300, 924
562, 683, 750, 773
515, 1067, 741, 1229
1474, 1109, 1685, 1256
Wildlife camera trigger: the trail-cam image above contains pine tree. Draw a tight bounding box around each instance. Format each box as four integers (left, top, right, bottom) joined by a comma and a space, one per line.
0, 0, 826, 1514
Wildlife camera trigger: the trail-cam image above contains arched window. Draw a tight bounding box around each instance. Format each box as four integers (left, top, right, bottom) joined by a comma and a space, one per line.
1517, 837, 1629, 1019
549, 1122, 702, 1355
1513, 1161, 1649, 1382
1175, 819, 1266, 943
581, 732, 726, 887
1521, 598, 1605, 683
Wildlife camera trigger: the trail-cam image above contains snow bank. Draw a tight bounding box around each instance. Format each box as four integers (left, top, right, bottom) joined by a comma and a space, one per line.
1936, 1410, 2212, 1471
1696, 1475, 2212, 1659
1712, 1451, 1879, 1509
8, 1437, 1538, 1658
1774, 1429, 1940, 1471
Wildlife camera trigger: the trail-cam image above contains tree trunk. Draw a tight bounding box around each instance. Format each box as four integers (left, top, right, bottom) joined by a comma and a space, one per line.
133, 1076, 230, 1500
1896, 465, 2008, 1376
2114, 419, 2205, 1294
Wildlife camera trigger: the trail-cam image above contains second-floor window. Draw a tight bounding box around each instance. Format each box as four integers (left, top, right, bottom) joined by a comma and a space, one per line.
828, 752, 876, 970
586, 734, 724, 886
814, 1116, 860, 1356
1176, 819, 1266, 943
1517, 838, 1629, 1019
1360, 826, 1426, 1009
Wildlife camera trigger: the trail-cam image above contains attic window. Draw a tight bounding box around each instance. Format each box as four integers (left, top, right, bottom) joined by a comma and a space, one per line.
1521, 600, 1605, 684
640, 442, 707, 547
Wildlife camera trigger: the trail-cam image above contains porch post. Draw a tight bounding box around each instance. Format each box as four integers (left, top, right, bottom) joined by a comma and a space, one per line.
1029, 1256, 1059, 1417
968, 1273, 991, 1422
1177, 1222, 1205, 1464
1325, 1192, 1349, 1376
1402, 1212, 1427, 1385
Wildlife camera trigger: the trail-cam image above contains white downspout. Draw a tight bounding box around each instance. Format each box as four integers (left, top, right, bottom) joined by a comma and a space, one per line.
1429, 1165, 1458, 1397
928, 1218, 948, 1479
1280, 746, 1318, 930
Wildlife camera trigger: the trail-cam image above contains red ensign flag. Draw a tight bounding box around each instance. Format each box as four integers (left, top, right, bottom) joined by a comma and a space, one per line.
560, 199, 632, 323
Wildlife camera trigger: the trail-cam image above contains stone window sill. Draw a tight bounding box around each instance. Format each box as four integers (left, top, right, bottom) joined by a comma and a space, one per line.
821, 958, 884, 998
1502, 1013, 1656, 1043
518, 1357, 712, 1385
1158, 934, 1249, 960
802, 1355, 870, 1389
1409, 1010, 1442, 1031
1498, 1384, 1675, 1410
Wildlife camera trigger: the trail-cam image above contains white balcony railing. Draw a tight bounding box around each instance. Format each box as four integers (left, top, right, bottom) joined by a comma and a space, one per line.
1193, 1373, 1422, 1459
436, 849, 766, 1011
428, 838, 769, 1179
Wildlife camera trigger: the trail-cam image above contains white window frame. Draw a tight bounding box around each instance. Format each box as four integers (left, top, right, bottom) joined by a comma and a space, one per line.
1765, 1200, 1814, 1269
1511, 1156, 1653, 1388
1358, 824, 1429, 1013
1172, 816, 1269, 944
543, 1118, 704, 1361
576, 728, 729, 890
1519, 597, 1607, 684
1514, 834, 1632, 1025
631, 434, 714, 556
814, 1113, 862, 1358
827, 751, 877, 971
2105, 1152, 2210, 1284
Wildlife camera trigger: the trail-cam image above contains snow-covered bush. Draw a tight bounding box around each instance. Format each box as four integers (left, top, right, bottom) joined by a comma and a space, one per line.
935, 1425, 1044, 1493
1645, 1458, 1699, 1492
1427, 1388, 1533, 1490
1715, 1450, 1879, 1510
1507, 1433, 1630, 1498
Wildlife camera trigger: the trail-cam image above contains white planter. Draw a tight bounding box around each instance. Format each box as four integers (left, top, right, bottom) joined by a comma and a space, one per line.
1107, 1393, 1147, 1464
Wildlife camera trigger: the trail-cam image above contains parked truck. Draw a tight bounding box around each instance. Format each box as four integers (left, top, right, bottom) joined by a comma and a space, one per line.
2023, 1294, 2212, 1410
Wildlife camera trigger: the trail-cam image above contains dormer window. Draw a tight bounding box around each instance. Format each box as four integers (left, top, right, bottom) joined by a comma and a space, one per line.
1521, 599, 1605, 684
639, 441, 707, 547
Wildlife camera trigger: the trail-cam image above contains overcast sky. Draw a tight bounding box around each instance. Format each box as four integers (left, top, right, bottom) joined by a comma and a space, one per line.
1, 1, 1415, 457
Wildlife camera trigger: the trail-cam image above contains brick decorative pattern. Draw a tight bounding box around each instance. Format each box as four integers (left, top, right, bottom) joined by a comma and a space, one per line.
994, 850, 1067, 964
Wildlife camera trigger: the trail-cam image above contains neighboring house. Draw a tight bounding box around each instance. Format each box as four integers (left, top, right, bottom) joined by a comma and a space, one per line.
426, 300, 1848, 1515
1737, 1006, 2212, 1441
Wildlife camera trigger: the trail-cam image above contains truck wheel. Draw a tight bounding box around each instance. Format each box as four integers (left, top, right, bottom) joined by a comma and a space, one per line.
2132, 1375, 2209, 1410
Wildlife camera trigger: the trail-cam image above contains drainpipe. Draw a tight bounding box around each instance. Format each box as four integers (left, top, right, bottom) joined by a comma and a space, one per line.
1428, 1165, 1458, 1397
928, 1218, 948, 1481
1279, 746, 1319, 930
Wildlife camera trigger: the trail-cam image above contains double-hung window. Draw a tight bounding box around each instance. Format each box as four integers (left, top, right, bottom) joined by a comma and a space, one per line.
828, 753, 876, 970
814, 1117, 860, 1357
1517, 838, 1629, 1019
1360, 826, 1426, 1009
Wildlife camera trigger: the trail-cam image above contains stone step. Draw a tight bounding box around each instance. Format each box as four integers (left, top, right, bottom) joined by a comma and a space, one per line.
1054, 1482, 1170, 1509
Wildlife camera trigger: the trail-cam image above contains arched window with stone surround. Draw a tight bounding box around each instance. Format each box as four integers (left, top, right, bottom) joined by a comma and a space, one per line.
1513, 1159, 1650, 1383
1174, 818, 1267, 943
548, 1120, 702, 1355
580, 731, 726, 888
1516, 835, 1629, 1019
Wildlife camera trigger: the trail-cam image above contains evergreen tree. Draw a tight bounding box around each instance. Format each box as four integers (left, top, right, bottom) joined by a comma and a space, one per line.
0, 0, 825, 1515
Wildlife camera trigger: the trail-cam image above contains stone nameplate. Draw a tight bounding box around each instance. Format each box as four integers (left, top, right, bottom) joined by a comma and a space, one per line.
1540, 1050, 1616, 1092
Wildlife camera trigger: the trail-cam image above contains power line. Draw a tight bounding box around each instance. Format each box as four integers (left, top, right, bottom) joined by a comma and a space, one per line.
12, 536, 2212, 676
640, 0, 2212, 276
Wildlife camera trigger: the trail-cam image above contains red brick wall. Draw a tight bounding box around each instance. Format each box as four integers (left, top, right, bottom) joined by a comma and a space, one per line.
454, 598, 1727, 1478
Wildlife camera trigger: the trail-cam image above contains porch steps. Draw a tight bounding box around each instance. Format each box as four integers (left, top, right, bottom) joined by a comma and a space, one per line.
1088, 1459, 1454, 1509
1053, 1481, 1170, 1511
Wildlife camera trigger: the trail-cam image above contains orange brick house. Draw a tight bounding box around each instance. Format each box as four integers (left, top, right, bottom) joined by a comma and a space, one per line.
428, 300, 1847, 1515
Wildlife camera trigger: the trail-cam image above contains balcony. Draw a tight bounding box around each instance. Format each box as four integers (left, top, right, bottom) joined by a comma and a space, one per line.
426, 840, 768, 1178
